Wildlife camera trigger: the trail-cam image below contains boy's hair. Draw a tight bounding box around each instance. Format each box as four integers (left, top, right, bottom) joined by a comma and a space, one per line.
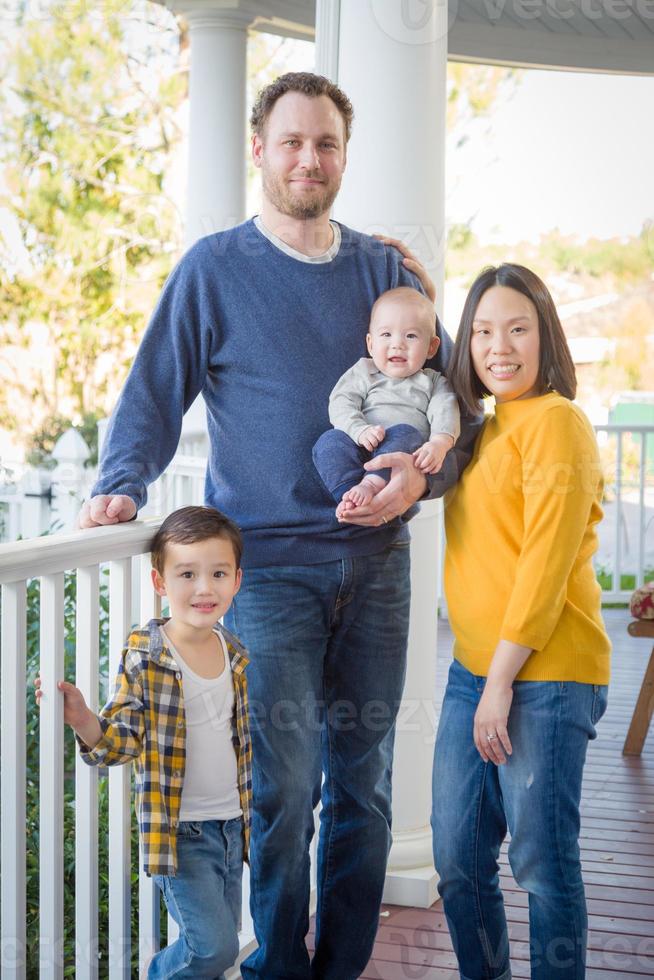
250, 71, 354, 143
370, 287, 436, 335
150, 506, 243, 574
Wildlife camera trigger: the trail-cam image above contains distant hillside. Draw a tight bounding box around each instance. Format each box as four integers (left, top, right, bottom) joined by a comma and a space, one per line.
445, 226, 653, 290
444, 229, 654, 408
560, 281, 654, 339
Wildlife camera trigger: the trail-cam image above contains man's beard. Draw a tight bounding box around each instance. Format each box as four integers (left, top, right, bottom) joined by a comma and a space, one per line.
262, 162, 341, 219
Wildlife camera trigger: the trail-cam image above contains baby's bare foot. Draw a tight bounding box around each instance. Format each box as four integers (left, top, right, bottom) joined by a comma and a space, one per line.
336, 498, 355, 519
341, 476, 386, 509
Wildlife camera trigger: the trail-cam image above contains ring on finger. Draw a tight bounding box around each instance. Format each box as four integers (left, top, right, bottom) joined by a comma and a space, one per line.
486, 733, 497, 741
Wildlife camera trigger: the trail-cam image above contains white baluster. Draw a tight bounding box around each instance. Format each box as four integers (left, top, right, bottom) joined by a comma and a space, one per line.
75, 566, 100, 979
1, 580, 27, 979
638, 431, 646, 588
108, 559, 132, 979
239, 863, 254, 944
138, 553, 162, 972
39, 573, 65, 979
309, 806, 320, 912
614, 431, 623, 599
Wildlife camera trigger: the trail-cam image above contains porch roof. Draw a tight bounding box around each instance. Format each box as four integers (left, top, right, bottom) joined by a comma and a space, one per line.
158, 0, 654, 75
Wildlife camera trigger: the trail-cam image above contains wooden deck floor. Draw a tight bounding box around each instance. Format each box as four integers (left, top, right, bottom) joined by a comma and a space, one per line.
314, 609, 654, 979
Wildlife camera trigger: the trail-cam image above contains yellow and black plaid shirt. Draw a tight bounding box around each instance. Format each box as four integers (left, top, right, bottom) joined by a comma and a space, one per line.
78, 618, 251, 876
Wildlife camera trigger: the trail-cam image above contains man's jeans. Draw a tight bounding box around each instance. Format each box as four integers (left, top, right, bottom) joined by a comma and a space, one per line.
224, 544, 411, 980
432, 660, 608, 980
149, 819, 243, 979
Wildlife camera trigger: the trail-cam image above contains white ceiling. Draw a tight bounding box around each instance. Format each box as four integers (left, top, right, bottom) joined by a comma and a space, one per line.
158, 0, 654, 74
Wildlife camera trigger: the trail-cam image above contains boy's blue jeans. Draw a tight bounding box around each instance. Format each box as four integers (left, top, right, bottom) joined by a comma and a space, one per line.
149, 818, 243, 979
224, 544, 411, 980
312, 424, 424, 501
432, 660, 608, 980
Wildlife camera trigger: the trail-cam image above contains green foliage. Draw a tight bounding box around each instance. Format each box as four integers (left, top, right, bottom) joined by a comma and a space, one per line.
24, 411, 100, 468
537, 227, 654, 282
447, 63, 520, 135
595, 566, 654, 603
0, 0, 183, 443
447, 222, 474, 252
445, 221, 654, 287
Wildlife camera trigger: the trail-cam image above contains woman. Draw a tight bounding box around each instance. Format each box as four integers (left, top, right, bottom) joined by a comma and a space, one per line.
432, 264, 610, 980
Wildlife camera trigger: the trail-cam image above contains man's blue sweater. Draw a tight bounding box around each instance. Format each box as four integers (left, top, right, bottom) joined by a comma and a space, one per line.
93, 219, 477, 567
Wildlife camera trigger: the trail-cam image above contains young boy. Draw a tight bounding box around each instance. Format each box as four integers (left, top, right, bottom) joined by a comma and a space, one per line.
36, 505, 250, 979
312, 286, 460, 517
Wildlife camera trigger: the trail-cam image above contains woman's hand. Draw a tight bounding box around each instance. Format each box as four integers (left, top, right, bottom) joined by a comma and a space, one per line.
473, 680, 513, 765
372, 234, 436, 304
472, 639, 531, 764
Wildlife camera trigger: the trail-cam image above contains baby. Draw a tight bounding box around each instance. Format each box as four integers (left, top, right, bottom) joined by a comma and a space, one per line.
313, 286, 460, 515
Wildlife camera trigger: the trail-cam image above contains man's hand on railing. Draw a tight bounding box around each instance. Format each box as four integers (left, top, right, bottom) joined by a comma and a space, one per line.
35, 673, 103, 749
77, 494, 137, 528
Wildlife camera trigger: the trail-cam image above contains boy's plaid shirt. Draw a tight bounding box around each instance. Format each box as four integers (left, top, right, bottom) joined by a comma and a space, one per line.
78, 618, 251, 876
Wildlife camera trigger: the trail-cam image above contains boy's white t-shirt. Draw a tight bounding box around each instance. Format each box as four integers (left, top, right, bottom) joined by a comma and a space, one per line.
160, 626, 242, 822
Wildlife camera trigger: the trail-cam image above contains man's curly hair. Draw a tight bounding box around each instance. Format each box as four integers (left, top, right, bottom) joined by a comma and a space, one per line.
250, 72, 354, 143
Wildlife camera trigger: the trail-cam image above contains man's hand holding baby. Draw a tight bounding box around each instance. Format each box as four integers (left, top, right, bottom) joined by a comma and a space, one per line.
413, 433, 455, 474
358, 425, 386, 452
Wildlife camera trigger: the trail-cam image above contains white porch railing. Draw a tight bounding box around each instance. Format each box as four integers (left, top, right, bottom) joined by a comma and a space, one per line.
594, 424, 654, 603
0, 468, 57, 543
0, 521, 270, 979
144, 456, 206, 518
2, 421, 652, 598
0, 453, 207, 544
1, 422, 650, 976
0, 426, 208, 545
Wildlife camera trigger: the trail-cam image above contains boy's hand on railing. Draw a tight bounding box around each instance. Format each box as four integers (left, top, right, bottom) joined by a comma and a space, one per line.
77, 494, 137, 529
34, 674, 103, 749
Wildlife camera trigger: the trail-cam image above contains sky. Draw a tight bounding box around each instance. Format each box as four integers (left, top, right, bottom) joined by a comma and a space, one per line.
1, 20, 652, 463
446, 68, 654, 244
3, 24, 653, 262
267, 34, 654, 245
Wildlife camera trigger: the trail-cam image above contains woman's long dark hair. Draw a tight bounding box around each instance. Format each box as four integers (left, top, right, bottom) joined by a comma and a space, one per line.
450, 264, 577, 416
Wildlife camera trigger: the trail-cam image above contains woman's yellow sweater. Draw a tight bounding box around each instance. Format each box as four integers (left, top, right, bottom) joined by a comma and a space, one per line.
445, 392, 611, 683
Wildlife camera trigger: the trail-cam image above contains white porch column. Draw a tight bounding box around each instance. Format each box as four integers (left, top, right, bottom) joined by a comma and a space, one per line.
324, 0, 449, 908
171, 3, 253, 246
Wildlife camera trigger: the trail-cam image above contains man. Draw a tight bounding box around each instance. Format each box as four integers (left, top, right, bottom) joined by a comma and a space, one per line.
80, 72, 479, 980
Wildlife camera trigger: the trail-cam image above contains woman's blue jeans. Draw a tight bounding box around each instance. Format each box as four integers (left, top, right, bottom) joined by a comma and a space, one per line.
149, 819, 243, 979
432, 660, 608, 980
224, 544, 411, 980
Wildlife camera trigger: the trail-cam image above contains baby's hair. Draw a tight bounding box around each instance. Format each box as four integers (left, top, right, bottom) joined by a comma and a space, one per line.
150, 506, 243, 574
370, 287, 435, 335
449, 263, 577, 417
